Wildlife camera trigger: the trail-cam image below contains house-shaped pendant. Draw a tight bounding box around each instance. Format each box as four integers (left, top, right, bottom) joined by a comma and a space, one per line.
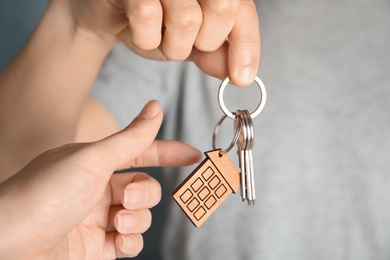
172, 149, 240, 227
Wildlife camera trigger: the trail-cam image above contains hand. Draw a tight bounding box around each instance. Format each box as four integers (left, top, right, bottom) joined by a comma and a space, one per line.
67, 0, 260, 86
0, 101, 201, 259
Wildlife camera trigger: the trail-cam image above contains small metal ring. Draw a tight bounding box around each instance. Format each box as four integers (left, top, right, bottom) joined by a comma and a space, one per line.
218, 76, 267, 119
212, 113, 241, 154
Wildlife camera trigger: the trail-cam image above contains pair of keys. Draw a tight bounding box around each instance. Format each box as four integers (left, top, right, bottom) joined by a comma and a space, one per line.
234, 110, 255, 205
218, 76, 266, 205
172, 76, 266, 227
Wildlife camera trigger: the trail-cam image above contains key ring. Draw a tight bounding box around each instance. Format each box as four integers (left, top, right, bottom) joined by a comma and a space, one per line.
212, 113, 241, 154
218, 76, 267, 120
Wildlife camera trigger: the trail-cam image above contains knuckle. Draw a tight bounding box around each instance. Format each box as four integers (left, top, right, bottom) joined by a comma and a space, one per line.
131, 1, 162, 22
208, 0, 240, 18
172, 4, 202, 30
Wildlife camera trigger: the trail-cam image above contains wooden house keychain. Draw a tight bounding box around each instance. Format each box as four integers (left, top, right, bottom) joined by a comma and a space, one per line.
172, 76, 267, 227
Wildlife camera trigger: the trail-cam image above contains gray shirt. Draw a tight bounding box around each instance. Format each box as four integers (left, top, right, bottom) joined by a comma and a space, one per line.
92, 1, 390, 259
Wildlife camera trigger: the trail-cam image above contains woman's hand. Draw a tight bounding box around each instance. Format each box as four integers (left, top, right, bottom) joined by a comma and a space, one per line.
0, 101, 201, 259
67, 0, 260, 86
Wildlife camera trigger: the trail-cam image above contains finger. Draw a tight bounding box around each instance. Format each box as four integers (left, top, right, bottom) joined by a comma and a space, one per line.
114, 209, 152, 234
118, 33, 167, 61
122, 172, 161, 210
115, 233, 144, 258
107, 206, 152, 233
125, 139, 202, 169
228, 0, 260, 86
189, 41, 230, 80
160, 0, 202, 60
92, 100, 163, 174
102, 232, 144, 259
109, 172, 161, 209
106, 205, 123, 232
122, 0, 163, 50
195, 0, 240, 51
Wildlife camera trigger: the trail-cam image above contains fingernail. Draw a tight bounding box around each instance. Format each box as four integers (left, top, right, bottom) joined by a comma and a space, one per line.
117, 213, 139, 230
121, 235, 137, 249
139, 100, 161, 119
124, 188, 148, 208
238, 67, 254, 86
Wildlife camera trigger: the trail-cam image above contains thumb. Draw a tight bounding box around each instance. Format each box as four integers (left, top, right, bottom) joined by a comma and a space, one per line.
93, 100, 163, 172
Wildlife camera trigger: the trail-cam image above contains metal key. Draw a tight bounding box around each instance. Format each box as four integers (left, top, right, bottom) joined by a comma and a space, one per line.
239, 110, 252, 204
242, 110, 256, 204
234, 110, 248, 202
235, 110, 256, 205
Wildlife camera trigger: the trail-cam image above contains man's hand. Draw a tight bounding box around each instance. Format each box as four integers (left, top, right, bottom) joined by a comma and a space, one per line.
69, 0, 260, 86
0, 101, 201, 259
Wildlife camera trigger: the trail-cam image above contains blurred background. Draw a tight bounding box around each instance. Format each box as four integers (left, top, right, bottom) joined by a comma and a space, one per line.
0, 0, 47, 71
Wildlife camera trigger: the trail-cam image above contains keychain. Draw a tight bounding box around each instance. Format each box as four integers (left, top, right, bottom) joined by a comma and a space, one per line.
172, 76, 267, 227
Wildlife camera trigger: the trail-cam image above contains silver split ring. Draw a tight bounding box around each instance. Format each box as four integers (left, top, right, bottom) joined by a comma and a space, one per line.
218, 76, 267, 119
212, 113, 241, 154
